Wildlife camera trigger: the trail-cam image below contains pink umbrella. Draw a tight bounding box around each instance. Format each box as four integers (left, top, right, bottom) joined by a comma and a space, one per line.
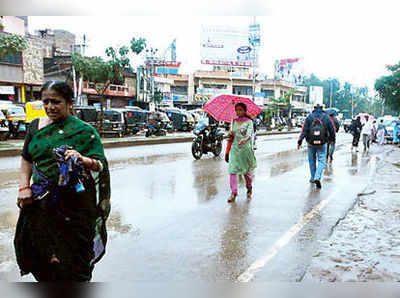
203, 94, 263, 123
356, 113, 375, 124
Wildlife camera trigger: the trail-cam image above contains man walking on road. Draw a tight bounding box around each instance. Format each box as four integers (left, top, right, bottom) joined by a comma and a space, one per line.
361, 116, 373, 152
297, 104, 335, 189
326, 111, 340, 163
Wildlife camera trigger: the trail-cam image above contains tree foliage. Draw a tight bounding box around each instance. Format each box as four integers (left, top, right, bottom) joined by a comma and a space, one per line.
0, 33, 28, 58
301, 74, 381, 118
375, 63, 400, 112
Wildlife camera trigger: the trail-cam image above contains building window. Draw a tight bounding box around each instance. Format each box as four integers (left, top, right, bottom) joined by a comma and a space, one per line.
0, 52, 23, 65
171, 86, 188, 95
233, 86, 252, 96
293, 95, 303, 102
203, 84, 227, 89
262, 89, 275, 98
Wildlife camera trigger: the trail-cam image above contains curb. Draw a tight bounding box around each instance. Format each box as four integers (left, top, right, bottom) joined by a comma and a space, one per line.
0, 130, 300, 158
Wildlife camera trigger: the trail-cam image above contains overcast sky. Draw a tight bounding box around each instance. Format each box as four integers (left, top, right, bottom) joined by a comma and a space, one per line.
28, 8, 400, 93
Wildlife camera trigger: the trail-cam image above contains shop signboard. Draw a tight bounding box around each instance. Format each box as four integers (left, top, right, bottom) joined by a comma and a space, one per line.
0, 86, 15, 95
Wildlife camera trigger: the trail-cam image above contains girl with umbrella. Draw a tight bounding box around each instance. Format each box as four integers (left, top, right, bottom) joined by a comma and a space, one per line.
226, 103, 257, 202
204, 95, 261, 203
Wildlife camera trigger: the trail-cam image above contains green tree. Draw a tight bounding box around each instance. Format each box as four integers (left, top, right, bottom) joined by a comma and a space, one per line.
375, 63, 400, 112
0, 33, 28, 58
71, 37, 147, 130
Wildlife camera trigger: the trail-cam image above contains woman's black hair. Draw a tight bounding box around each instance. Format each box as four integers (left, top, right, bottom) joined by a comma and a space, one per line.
40, 80, 74, 103
235, 102, 251, 119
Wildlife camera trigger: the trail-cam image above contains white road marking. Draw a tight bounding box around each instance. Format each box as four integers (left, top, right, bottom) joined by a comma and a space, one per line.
237, 190, 339, 282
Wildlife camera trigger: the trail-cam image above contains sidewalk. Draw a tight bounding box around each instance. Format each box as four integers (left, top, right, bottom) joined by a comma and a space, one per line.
304, 146, 400, 281
0, 128, 300, 157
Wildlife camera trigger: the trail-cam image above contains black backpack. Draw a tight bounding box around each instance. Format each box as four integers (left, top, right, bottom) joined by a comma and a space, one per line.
308, 117, 327, 145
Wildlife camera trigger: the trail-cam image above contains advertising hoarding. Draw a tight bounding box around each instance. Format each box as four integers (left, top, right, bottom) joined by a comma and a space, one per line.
309, 86, 324, 106
200, 25, 253, 67
248, 24, 261, 47
274, 58, 304, 84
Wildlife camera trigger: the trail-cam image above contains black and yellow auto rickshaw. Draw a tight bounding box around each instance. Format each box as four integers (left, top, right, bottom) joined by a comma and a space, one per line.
100, 109, 125, 137
164, 108, 194, 132
73, 105, 98, 128
0, 110, 8, 140
0, 103, 26, 139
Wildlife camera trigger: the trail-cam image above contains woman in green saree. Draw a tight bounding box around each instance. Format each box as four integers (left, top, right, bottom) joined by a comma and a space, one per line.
227, 103, 257, 203
14, 80, 111, 281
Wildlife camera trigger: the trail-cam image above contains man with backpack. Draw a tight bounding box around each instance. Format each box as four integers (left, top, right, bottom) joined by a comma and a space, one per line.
297, 104, 336, 189
326, 111, 340, 163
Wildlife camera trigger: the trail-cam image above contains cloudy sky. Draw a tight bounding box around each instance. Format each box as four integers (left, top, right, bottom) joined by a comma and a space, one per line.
26, 1, 400, 92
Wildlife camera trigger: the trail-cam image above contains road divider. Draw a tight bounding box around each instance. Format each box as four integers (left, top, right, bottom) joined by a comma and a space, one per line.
0, 130, 300, 158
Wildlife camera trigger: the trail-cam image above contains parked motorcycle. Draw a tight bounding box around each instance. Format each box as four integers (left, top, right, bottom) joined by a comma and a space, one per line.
145, 122, 167, 137
192, 121, 224, 160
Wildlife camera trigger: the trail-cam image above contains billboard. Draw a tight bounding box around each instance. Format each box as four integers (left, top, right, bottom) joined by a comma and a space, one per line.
200, 26, 253, 67
248, 24, 261, 47
309, 86, 324, 106
274, 58, 304, 84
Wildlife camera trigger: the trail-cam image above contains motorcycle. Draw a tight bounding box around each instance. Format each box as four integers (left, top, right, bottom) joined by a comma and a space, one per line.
145, 122, 167, 137
191, 121, 224, 160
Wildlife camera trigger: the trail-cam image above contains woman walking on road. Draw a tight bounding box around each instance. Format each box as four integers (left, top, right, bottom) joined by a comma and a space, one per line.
377, 119, 386, 146
14, 80, 111, 281
226, 103, 257, 203
350, 116, 362, 152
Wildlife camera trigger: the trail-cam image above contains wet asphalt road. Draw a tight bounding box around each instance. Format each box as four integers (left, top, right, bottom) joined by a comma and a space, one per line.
0, 132, 380, 281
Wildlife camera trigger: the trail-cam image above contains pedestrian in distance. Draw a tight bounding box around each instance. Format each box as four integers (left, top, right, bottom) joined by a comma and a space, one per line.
14, 80, 111, 282
361, 116, 373, 152
326, 111, 340, 163
376, 119, 386, 146
225, 103, 257, 203
393, 122, 400, 145
350, 116, 362, 152
297, 104, 335, 189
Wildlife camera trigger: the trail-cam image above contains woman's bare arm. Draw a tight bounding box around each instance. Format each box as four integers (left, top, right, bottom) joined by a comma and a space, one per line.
20, 157, 32, 188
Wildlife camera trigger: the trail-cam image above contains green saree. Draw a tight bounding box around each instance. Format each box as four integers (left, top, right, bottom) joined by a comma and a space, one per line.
14, 116, 111, 281
229, 119, 257, 175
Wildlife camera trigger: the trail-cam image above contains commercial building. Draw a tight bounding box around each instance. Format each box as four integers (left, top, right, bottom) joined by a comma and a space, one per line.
0, 16, 54, 103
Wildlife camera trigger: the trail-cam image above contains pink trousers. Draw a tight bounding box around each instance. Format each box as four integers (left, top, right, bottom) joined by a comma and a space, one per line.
230, 173, 252, 195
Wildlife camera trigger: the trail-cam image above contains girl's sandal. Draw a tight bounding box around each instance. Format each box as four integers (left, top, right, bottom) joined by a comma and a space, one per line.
247, 189, 252, 200
227, 194, 237, 203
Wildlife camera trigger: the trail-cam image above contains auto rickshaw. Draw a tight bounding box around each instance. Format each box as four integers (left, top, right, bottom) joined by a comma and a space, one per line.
0, 103, 26, 139
73, 106, 98, 128
25, 101, 47, 124
100, 109, 125, 137
0, 110, 8, 140
164, 108, 194, 132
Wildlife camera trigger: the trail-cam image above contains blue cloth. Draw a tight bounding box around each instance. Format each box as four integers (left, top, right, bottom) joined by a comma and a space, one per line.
308, 144, 327, 181
394, 124, 399, 144
298, 107, 336, 145
327, 142, 335, 157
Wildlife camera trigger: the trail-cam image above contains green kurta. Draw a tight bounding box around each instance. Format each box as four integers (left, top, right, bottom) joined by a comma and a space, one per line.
14, 116, 111, 281
229, 119, 257, 174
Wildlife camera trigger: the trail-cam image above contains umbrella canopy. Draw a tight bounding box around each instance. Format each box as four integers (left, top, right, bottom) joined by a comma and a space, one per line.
356, 113, 375, 123
325, 108, 339, 116
203, 94, 263, 123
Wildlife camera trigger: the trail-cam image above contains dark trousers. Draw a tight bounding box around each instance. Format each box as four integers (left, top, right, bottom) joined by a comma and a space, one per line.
352, 133, 360, 147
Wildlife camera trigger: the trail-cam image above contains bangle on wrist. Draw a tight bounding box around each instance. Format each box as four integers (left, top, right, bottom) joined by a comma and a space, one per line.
18, 185, 30, 192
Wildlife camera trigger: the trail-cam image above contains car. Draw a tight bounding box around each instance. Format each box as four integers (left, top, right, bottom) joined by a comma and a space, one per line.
384, 120, 399, 143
